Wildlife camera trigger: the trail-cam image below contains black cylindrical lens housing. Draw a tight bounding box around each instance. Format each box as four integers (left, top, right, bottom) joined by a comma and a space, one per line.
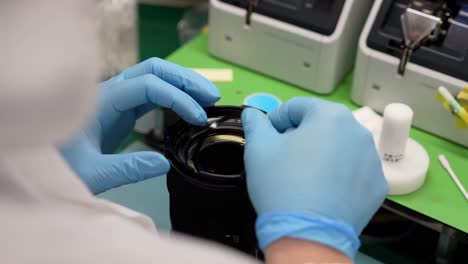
165, 106, 259, 256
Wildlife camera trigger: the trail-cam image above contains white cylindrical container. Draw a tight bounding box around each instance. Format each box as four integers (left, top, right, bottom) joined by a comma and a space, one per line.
379, 103, 414, 163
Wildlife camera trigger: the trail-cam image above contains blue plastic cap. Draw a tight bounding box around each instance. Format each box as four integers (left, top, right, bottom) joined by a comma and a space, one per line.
244, 93, 282, 113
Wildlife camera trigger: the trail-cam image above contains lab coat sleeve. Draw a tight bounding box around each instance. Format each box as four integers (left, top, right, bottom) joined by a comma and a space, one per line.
92, 211, 261, 264
96, 199, 261, 263
0, 147, 261, 264
153, 232, 262, 264
104, 202, 261, 263
68, 210, 262, 264
1, 196, 261, 264
68, 198, 261, 264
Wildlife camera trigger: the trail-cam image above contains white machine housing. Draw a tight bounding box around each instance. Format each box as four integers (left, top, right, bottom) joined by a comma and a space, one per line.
209, 0, 374, 94
352, 0, 468, 147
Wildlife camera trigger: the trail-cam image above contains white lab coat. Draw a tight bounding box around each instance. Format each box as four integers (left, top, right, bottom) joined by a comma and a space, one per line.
0, 2, 259, 262
0, 146, 259, 264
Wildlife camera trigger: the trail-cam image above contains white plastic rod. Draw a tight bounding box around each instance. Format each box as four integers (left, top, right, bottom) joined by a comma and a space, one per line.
438, 155, 468, 201
379, 103, 414, 163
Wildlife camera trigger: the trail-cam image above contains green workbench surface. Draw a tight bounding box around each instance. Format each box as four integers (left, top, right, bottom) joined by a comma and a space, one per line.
166, 33, 468, 233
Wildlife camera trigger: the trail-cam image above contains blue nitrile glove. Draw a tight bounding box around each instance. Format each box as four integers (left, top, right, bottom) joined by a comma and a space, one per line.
241, 97, 388, 258
61, 58, 221, 194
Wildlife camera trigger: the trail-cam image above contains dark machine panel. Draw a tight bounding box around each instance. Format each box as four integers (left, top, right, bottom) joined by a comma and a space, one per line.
367, 0, 468, 81
220, 0, 346, 35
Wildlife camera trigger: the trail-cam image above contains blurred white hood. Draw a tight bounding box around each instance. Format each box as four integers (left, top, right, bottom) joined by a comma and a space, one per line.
0, 0, 100, 150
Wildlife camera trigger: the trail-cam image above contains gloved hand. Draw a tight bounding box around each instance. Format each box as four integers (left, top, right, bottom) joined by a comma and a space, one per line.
241, 97, 388, 258
61, 58, 221, 194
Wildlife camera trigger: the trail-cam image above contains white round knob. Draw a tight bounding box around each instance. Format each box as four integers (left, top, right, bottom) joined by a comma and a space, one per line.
378, 103, 414, 163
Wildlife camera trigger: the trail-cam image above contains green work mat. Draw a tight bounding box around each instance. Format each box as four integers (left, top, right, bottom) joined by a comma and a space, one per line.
166, 33, 468, 233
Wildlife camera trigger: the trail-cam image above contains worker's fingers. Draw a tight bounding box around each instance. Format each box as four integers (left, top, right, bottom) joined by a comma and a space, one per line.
91, 151, 170, 194
110, 74, 208, 125
267, 97, 334, 132
241, 107, 277, 142
120, 58, 221, 107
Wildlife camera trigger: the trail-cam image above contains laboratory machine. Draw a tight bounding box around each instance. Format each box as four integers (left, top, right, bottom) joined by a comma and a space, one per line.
352, 0, 468, 147
208, 0, 374, 94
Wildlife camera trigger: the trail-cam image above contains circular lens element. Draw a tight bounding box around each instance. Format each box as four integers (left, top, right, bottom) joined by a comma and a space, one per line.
196, 135, 245, 175
167, 106, 247, 185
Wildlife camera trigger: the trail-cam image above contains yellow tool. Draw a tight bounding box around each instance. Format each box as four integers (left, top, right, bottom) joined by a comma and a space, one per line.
458, 86, 468, 105
436, 86, 468, 129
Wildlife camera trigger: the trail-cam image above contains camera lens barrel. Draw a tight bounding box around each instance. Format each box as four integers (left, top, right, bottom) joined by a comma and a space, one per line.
165, 106, 259, 256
